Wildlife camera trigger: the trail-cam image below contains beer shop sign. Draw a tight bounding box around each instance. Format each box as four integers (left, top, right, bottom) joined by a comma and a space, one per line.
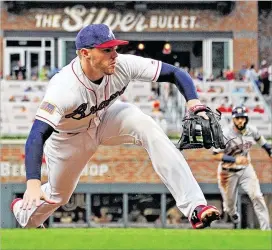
35, 5, 198, 32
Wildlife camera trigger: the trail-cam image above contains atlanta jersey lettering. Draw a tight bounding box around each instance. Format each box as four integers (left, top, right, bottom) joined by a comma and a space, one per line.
36, 54, 162, 133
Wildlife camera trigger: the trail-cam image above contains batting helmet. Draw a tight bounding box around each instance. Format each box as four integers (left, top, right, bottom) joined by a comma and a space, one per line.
232, 106, 248, 118
232, 106, 249, 130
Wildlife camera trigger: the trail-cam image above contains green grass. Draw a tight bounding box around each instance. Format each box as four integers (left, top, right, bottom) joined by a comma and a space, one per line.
1, 228, 271, 250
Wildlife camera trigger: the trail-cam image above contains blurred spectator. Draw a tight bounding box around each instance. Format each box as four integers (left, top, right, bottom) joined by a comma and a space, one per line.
166, 206, 183, 225
238, 64, 247, 81
241, 96, 249, 106
33, 96, 41, 103
93, 207, 112, 223
9, 96, 16, 102
17, 72, 24, 81
196, 85, 203, 93
259, 60, 270, 95
227, 103, 234, 112
211, 97, 217, 103
207, 73, 215, 82
128, 205, 147, 223
151, 81, 160, 97
12, 61, 26, 80
254, 96, 261, 105
269, 64, 272, 82
218, 86, 224, 93
76, 212, 85, 224
151, 100, 167, 133
245, 64, 260, 89
31, 66, 39, 80
24, 86, 33, 92
39, 65, 49, 81
225, 66, 235, 80
60, 212, 73, 224
196, 68, 203, 81
223, 96, 230, 104
232, 87, 245, 93
207, 86, 216, 93
245, 86, 253, 93
217, 103, 229, 113
253, 104, 265, 114
21, 95, 30, 102
5, 75, 12, 80
133, 96, 140, 103
48, 66, 60, 79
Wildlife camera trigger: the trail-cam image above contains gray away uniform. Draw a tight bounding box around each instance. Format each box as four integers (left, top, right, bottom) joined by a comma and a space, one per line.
213, 124, 270, 230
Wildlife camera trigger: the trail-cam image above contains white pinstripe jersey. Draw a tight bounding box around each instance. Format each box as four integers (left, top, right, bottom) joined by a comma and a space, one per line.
213, 124, 266, 168
35, 54, 162, 133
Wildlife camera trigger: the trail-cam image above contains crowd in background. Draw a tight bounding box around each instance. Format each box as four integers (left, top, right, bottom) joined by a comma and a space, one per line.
3, 58, 271, 98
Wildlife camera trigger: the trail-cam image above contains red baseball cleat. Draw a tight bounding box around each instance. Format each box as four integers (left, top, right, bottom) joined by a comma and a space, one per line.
190, 205, 220, 229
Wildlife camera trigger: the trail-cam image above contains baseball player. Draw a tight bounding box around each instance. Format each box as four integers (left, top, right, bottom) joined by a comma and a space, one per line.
11, 24, 221, 229
213, 106, 271, 230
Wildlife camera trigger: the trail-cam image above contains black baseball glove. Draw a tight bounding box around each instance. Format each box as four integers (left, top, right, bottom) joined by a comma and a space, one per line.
177, 105, 226, 150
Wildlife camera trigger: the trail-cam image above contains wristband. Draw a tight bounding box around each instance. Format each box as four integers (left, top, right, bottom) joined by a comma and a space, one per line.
262, 143, 272, 156
222, 154, 236, 163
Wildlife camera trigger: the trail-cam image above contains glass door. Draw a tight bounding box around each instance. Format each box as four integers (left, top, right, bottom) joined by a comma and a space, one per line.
202, 39, 233, 81
4, 48, 25, 80
212, 41, 231, 79
26, 50, 41, 80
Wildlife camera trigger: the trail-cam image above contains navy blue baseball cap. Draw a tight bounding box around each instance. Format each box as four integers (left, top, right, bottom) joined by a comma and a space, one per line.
75, 24, 129, 49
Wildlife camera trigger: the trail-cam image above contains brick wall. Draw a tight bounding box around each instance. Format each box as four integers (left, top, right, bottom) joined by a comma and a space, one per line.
1, 143, 271, 184
233, 38, 258, 75
0, 1, 260, 74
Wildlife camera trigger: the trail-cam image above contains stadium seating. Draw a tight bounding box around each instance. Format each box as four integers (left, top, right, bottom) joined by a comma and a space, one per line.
0, 79, 271, 137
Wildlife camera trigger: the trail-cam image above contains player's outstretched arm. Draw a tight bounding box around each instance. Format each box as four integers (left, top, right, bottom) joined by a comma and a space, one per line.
256, 137, 272, 158
157, 63, 208, 119
254, 132, 272, 158
22, 119, 56, 210
157, 63, 225, 150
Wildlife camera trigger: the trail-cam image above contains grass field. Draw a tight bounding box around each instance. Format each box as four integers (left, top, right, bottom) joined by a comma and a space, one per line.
1, 228, 271, 250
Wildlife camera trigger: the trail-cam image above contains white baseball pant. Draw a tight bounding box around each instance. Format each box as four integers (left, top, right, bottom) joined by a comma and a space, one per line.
15, 101, 206, 227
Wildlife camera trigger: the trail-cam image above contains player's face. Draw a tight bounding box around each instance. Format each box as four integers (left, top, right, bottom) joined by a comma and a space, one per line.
88, 47, 118, 75
233, 117, 247, 130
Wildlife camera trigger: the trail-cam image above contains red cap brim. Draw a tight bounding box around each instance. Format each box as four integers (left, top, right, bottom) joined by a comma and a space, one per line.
94, 39, 129, 48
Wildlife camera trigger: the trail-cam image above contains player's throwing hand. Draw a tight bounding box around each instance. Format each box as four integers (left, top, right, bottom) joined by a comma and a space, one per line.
21, 179, 56, 210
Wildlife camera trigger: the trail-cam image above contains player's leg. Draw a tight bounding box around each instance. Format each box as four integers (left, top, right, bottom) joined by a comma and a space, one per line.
217, 167, 240, 224
11, 132, 98, 228
98, 101, 219, 227
240, 164, 270, 230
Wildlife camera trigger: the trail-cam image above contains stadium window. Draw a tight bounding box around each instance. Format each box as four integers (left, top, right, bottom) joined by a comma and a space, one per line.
90, 194, 123, 225
128, 194, 161, 225
45, 40, 51, 47
52, 193, 88, 227
6, 40, 42, 47
45, 51, 51, 67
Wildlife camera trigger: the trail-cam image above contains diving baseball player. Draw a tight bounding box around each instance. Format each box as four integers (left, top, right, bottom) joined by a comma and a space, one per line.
213, 106, 271, 230
11, 24, 221, 229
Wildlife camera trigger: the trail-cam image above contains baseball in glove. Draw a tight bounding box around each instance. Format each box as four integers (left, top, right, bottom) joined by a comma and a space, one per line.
177, 104, 225, 150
